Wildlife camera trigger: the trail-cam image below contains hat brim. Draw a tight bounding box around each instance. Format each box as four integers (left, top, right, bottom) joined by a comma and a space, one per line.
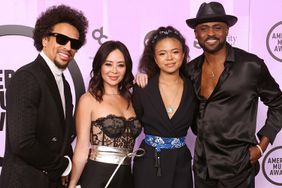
186, 15, 238, 29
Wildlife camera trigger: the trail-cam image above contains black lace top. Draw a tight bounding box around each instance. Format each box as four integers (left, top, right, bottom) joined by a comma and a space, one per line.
90, 114, 142, 150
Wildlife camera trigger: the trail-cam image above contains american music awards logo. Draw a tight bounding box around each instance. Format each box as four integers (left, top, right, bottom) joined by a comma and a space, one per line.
266, 21, 282, 62
0, 25, 86, 167
262, 146, 282, 186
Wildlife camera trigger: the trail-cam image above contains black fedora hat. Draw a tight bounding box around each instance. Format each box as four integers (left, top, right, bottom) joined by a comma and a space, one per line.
186, 2, 238, 29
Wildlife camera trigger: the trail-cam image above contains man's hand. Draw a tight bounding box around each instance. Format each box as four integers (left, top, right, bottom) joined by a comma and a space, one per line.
134, 73, 148, 88
249, 146, 262, 165
249, 136, 270, 164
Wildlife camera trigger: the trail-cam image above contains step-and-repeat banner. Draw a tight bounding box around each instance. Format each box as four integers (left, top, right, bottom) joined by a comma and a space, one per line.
0, 0, 281, 187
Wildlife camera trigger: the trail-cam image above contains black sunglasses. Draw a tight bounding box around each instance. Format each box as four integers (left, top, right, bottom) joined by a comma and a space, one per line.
48, 33, 82, 50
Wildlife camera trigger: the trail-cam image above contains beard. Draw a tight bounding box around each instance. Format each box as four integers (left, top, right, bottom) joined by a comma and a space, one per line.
198, 37, 226, 54
54, 60, 69, 69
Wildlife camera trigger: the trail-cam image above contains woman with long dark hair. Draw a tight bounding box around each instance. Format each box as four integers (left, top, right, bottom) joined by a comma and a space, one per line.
133, 26, 198, 188
69, 41, 142, 188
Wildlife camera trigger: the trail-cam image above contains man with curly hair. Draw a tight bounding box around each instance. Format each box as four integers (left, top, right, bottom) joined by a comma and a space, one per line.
0, 4, 88, 188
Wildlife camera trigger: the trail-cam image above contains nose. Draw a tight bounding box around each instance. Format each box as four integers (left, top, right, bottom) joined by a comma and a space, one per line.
64, 40, 72, 50
111, 65, 117, 73
166, 52, 173, 60
207, 28, 215, 36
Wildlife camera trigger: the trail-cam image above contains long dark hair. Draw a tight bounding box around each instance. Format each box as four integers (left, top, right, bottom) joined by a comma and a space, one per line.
139, 26, 189, 78
88, 41, 134, 105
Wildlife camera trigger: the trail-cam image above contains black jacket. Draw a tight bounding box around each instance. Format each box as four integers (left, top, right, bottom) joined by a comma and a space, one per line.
132, 75, 198, 188
0, 55, 75, 188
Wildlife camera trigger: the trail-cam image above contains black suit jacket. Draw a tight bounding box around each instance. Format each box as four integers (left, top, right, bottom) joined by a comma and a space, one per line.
0, 55, 75, 188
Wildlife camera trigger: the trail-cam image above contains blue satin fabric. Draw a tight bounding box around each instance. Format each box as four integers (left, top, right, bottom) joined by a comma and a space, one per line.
144, 134, 185, 152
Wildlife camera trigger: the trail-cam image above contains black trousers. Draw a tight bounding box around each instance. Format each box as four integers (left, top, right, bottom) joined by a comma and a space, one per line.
194, 165, 257, 188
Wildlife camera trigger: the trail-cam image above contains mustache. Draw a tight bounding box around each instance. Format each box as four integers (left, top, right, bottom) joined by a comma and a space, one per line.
205, 37, 219, 42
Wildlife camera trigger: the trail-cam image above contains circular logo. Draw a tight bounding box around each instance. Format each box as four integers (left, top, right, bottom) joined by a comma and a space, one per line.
262, 146, 282, 186
266, 21, 282, 62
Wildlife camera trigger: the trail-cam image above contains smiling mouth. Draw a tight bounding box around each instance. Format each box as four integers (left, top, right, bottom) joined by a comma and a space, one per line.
165, 63, 176, 67
109, 76, 119, 81
59, 52, 71, 61
206, 39, 218, 45
205, 37, 219, 44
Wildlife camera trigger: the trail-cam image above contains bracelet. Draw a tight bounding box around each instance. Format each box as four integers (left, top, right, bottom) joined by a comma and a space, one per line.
256, 145, 263, 156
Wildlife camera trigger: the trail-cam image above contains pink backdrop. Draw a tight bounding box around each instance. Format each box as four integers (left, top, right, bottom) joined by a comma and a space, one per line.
0, 0, 282, 187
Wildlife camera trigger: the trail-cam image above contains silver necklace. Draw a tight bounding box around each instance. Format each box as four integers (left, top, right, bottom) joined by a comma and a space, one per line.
159, 79, 181, 114
167, 105, 174, 114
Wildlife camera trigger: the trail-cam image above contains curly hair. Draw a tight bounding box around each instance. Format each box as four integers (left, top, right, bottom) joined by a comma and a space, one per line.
88, 41, 134, 106
139, 26, 189, 78
33, 4, 88, 51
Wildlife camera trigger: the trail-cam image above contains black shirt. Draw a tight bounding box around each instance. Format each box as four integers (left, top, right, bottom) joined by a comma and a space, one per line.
187, 43, 282, 179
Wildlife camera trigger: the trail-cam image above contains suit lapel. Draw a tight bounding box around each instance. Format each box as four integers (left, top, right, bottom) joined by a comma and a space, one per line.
147, 75, 172, 125
36, 55, 65, 123
170, 77, 187, 122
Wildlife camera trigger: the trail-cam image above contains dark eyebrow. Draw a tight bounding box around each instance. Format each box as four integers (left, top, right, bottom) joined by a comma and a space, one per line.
104, 60, 125, 64
156, 47, 181, 52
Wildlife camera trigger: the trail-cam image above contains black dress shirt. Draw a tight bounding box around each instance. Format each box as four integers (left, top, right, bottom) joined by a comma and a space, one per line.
186, 43, 282, 179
